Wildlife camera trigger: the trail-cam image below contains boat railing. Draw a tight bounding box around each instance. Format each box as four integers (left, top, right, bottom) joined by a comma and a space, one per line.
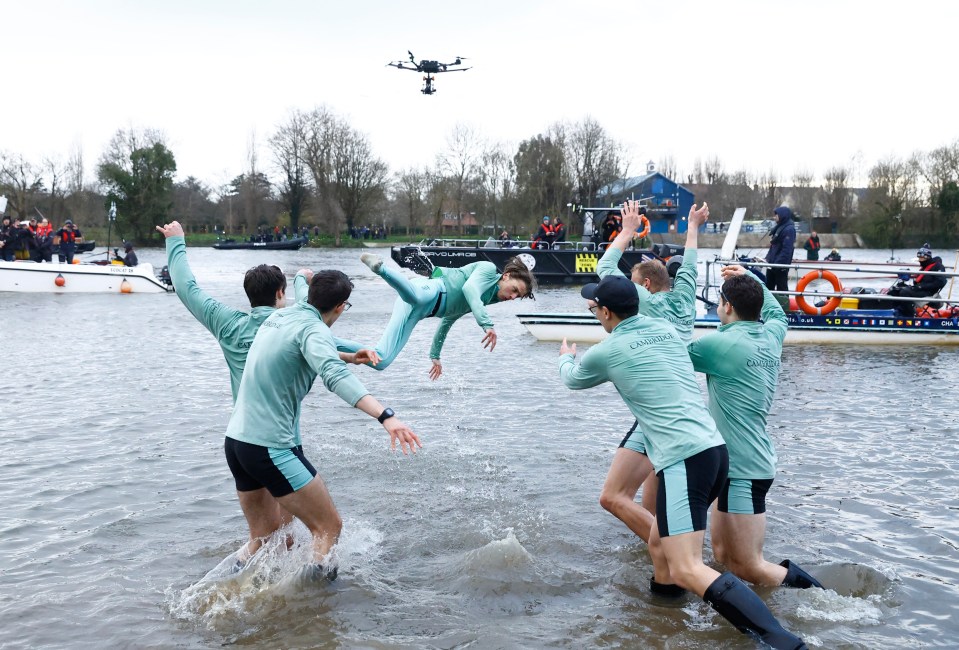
414, 238, 603, 252
702, 257, 959, 306
718, 259, 958, 276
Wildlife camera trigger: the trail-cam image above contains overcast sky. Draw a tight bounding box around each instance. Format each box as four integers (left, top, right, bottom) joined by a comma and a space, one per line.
4, 0, 958, 193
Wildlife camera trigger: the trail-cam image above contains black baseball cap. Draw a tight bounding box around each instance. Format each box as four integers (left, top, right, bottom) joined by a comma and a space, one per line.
581, 275, 639, 313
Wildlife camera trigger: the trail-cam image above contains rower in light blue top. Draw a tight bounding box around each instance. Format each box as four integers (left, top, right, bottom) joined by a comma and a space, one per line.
336, 253, 534, 379
594, 200, 709, 548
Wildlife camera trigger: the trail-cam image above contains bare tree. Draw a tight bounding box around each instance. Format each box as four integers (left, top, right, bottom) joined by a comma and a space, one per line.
300, 106, 389, 244
756, 169, 783, 217
0, 152, 45, 220
790, 169, 817, 224
478, 141, 516, 237
823, 166, 853, 226
436, 123, 482, 235
41, 155, 71, 221
564, 116, 620, 207
657, 154, 678, 182
394, 166, 429, 238
270, 111, 312, 233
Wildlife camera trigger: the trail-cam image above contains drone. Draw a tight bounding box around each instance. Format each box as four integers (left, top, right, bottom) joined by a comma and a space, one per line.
387, 51, 471, 95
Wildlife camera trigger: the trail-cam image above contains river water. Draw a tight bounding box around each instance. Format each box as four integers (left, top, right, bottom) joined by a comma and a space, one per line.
1, 246, 957, 649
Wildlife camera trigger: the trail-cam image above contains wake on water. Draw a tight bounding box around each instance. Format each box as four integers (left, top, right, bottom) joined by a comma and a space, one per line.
166, 518, 384, 635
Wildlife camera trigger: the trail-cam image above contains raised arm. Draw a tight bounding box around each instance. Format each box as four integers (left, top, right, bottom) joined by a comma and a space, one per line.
558, 338, 611, 389
156, 221, 243, 338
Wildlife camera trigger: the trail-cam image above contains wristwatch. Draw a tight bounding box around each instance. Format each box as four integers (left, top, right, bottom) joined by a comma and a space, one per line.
377, 408, 395, 424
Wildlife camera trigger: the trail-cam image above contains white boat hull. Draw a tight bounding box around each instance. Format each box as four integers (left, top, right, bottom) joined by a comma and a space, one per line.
517, 313, 959, 346
0, 260, 171, 293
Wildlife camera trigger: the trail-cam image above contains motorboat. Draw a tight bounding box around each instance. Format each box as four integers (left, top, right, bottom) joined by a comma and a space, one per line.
0, 259, 173, 293
211, 236, 308, 251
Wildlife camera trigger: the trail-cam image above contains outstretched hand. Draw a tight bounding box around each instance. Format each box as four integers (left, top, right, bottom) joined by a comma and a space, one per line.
482, 328, 497, 352
156, 221, 185, 238
296, 268, 314, 283
429, 359, 443, 381
688, 202, 709, 228
621, 200, 645, 234
383, 417, 422, 455
560, 337, 577, 357
353, 348, 380, 366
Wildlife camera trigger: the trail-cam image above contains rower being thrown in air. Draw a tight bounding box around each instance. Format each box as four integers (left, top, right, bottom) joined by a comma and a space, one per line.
336, 253, 535, 379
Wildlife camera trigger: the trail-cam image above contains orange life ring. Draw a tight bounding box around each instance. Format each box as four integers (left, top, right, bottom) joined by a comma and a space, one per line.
635, 215, 650, 239
795, 270, 843, 315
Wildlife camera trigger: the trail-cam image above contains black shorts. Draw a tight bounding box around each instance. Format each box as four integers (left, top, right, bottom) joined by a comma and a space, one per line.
717, 478, 774, 515
224, 437, 317, 498
656, 445, 728, 538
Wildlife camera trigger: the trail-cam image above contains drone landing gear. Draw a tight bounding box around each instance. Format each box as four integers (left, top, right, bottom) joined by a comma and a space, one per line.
421, 74, 436, 95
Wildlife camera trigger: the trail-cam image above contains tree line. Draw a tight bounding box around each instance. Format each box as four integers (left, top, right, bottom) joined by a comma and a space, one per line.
2, 108, 957, 247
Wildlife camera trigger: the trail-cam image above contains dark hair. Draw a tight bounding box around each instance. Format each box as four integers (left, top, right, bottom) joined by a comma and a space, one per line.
631, 260, 670, 293
721, 275, 763, 321
244, 264, 287, 308
308, 270, 353, 312
501, 257, 536, 300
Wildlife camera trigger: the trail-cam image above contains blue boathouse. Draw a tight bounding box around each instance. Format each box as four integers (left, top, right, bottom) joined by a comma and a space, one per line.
592, 162, 695, 234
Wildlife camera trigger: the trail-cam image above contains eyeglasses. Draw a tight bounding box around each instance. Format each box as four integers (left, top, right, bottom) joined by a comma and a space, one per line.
342, 301, 352, 312
718, 287, 728, 304
588, 304, 601, 315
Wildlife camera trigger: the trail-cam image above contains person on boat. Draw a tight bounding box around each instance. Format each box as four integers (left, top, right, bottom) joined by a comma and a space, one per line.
687, 264, 824, 592
803, 230, 821, 261
552, 217, 566, 244
595, 199, 708, 545
886, 243, 948, 316
225, 269, 420, 580
339, 253, 535, 379
31, 217, 54, 263
532, 216, 554, 249
54, 220, 83, 264
600, 211, 622, 245
558, 275, 805, 650
0, 216, 16, 262
824, 248, 841, 261
498, 229, 512, 248
156, 220, 381, 567
765, 206, 796, 293
116, 241, 138, 267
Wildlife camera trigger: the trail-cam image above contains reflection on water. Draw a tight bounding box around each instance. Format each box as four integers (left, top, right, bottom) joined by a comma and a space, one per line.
0, 247, 957, 649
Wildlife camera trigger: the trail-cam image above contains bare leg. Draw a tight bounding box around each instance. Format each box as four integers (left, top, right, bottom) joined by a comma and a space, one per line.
710, 504, 787, 587
640, 472, 658, 524
236, 488, 292, 559
658, 529, 719, 597
599, 448, 655, 543
276, 475, 342, 563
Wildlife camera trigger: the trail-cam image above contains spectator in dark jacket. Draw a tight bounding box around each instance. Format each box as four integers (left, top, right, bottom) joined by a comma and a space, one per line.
765, 206, 796, 292
803, 230, 821, 261
0, 216, 14, 262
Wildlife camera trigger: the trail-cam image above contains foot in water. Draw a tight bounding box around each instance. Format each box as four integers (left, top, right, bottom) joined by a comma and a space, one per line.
360, 253, 383, 274
302, 562, 339, 583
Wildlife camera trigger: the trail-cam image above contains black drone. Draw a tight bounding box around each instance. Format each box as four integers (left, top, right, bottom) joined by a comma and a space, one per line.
387, 51, 471, 95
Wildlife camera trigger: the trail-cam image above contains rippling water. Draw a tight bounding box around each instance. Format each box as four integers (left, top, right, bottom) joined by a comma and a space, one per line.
1, 246, 957, 649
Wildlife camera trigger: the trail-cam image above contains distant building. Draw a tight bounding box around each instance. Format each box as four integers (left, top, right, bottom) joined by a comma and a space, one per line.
591, 161, 695, 234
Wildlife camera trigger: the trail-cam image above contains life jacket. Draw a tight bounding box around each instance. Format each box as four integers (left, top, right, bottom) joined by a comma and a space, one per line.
60, 229, 77, 244
37, 224, 53, 237
532, 223, 554, 247
914, 260, 938, 285
806, 237, 820, 250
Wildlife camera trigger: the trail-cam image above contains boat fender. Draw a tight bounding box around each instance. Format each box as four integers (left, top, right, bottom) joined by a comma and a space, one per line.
120, 279, 133, 294
795, 270, 842, 316
55, 273, 65, 287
